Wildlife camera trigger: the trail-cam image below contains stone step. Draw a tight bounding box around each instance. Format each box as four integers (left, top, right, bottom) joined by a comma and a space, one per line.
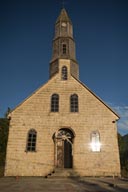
46, 169, 79, 178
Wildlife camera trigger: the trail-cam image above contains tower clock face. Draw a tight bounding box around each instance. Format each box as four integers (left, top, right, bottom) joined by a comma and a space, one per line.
61, 22, 67, 27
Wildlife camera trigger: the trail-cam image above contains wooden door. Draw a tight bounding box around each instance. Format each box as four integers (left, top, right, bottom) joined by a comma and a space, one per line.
56, 139, 72, 168
55, 128, 74, 168
56, 139, 64, 168
64, 140, 72, 168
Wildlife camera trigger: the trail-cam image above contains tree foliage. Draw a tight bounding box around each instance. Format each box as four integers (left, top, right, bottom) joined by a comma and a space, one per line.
0, 118, 9, 176
118, 133, 128, 177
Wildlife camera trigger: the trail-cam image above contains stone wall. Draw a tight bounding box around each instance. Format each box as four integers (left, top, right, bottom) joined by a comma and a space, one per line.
5, 59, 120, 176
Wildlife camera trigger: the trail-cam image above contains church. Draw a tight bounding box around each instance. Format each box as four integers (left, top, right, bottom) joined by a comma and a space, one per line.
5, 8, 120, 177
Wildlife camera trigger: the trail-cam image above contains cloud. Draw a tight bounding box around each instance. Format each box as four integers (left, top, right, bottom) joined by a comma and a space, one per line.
107, 103, 128, 136
118, 121, 128, 131
113, 106, 128, 118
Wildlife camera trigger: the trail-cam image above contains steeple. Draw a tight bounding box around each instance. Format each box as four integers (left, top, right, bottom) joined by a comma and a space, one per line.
56, 8, 72, 24
49, 9, 79, 79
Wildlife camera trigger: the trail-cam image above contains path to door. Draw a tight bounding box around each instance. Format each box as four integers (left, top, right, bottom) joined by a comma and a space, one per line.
0, 177, 127, 192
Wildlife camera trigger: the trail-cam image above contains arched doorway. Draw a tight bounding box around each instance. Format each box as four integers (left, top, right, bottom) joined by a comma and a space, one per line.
53, 128, 74, 169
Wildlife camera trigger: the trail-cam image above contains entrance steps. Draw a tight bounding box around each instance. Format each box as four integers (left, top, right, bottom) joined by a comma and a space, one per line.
46, 169, 79, 178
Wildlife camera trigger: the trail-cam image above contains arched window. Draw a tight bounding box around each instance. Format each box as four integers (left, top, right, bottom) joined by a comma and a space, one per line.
62, 44, 66, 54
90, 131, 101, 152
26, 129, 37, 152
51, 94, 59, 112
62, 66, 68, 80
70, 94, 78, 112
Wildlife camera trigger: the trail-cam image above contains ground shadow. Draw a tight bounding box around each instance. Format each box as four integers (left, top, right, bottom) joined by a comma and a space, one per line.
71, 177, 128, 192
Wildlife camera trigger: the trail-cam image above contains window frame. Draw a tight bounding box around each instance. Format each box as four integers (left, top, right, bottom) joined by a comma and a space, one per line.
90, 131, 101, 152
70, 94, 79, 112
26, 129, 37, 152
51, 94, 59, 112
61, 66, 68, 80
62, 44, 66, 54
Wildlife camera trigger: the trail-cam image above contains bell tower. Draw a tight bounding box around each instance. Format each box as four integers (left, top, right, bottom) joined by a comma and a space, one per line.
49, 8, 79, 79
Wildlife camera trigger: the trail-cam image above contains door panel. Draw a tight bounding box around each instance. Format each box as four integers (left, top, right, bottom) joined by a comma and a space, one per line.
64, 140, 72, 168
57, 139, 64, 168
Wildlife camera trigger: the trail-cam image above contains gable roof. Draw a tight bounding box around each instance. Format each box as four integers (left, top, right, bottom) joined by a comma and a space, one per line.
8, 73, 120, 120
72, 75, 120, 119
8, 77, 53, 117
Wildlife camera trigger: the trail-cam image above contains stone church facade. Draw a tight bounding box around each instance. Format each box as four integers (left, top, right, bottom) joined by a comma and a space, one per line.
5, 9, 120, 177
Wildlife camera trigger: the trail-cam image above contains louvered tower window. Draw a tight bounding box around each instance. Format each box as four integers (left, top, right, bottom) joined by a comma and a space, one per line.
62, 66, 68, 80
62, 44, 66, 54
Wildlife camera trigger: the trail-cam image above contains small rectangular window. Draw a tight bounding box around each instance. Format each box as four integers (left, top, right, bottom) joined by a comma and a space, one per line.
62, 66, 68, 80
63, 44, 66, 54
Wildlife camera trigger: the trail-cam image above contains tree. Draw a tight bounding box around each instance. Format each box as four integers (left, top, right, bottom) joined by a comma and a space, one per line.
4, 107, 11, 118
0, 118, 9, 176
118, 133, 128, 177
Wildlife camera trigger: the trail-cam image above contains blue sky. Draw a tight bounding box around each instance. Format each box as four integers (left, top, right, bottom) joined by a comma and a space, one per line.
0, 0, 128, 135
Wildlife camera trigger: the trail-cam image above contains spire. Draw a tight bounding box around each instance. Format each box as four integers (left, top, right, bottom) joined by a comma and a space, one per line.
49, 8, 79, 80
56, 8, 72, 24
52, 8, 76, 61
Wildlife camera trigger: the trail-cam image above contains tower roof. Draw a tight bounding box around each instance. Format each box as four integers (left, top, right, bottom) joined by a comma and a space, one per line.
56, 8, 72, 24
